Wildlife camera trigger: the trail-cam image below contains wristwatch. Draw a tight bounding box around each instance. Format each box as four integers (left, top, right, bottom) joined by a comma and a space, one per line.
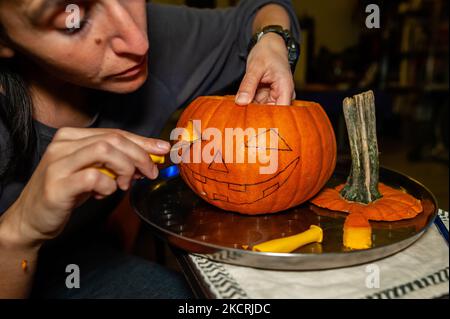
248, 25, 300, 73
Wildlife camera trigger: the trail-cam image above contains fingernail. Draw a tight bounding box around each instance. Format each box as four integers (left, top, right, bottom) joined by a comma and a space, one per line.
120, 181, 130, 191
235, 93, 250, 105
152, 165, 159, 179
117, 176, 130, 191
157, 140, 171, 151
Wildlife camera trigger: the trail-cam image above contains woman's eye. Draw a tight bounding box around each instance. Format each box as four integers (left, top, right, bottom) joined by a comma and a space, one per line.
62, 19, 89, 35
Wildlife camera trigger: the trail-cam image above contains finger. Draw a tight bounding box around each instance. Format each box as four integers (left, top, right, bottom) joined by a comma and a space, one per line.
235, 67, 265, 105
254, 87, 271, 104
51, 133, 156, 179
52, 142, 139, 190
59, 168, 118, 200
275, 78, 295, 106
53, 128, 171, 155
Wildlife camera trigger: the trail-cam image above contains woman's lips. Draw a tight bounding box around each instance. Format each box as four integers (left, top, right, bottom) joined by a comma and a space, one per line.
109, 57, 147, 79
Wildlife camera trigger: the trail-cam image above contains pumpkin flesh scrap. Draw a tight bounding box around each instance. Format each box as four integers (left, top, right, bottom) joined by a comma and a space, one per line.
343, 213, 372, 250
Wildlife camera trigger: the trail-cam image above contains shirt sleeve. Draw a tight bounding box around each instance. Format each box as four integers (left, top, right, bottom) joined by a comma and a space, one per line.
147, 0, 300, 110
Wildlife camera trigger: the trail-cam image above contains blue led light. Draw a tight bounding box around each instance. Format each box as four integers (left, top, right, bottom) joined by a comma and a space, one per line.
159, 165, 180, 179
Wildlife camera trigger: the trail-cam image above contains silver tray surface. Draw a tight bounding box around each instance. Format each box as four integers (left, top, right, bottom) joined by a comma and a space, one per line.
131, 162, 438, 270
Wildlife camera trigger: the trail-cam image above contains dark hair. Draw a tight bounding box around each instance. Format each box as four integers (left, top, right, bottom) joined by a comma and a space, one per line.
0, 29, 36, 182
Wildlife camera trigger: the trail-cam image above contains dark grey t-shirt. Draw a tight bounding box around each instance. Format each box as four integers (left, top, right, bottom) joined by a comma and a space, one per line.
0, 0, 300, 258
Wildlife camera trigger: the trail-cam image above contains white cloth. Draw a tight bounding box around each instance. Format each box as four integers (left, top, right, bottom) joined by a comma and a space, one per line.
189, 210, 449, 299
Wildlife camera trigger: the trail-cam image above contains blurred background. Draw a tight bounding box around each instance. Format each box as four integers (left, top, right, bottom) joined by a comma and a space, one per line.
153, 0, 449, 210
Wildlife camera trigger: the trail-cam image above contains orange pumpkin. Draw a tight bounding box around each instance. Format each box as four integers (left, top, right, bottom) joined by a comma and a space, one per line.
175, 96, 337, 215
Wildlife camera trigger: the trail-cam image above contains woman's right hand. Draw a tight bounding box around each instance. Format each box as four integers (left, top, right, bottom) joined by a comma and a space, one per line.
3, 127, 171, 248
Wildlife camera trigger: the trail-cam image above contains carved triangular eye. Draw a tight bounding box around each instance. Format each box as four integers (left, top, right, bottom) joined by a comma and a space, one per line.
208, 151, 229, 173
245, 129, 292, 151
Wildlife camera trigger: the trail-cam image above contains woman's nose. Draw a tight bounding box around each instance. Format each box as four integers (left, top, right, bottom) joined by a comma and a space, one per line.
108, 4, 149, 57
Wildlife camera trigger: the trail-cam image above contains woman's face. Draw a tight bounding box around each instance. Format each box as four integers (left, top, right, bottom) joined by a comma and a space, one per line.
0, 0, 149, 93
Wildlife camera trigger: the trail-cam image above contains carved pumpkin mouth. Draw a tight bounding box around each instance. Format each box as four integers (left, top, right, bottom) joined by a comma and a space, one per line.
181, 156, 300, 206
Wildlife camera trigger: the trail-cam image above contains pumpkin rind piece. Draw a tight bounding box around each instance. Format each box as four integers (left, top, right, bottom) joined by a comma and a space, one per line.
343, 213, 372, 250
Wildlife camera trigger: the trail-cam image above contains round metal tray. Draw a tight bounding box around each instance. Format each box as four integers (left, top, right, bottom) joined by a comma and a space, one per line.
130, 162, 438, 270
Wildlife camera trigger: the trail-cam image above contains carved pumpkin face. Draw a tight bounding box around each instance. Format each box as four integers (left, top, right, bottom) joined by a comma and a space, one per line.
175, 96, 337, 215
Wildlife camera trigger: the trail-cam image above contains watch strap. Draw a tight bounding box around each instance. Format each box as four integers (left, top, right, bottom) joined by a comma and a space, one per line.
248, 25, 300, 73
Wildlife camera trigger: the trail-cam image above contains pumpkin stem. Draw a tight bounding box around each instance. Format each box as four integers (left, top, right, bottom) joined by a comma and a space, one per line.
340, 90, 382, 204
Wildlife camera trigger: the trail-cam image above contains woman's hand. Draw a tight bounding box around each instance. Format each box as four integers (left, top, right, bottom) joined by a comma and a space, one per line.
235, 33, 296, 106
3, 128, 170, 248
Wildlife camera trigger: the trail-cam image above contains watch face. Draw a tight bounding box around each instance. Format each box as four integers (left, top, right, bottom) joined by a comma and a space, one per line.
288, 41, 300, 72
291, 42, 300, 58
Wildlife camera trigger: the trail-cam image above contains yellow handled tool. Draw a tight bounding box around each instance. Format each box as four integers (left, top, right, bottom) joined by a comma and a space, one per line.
247, 225, 323, 253
97, 154, 165, 179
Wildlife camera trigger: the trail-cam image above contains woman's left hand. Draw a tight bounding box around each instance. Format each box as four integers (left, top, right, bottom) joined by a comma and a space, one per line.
235, 33, 295, 106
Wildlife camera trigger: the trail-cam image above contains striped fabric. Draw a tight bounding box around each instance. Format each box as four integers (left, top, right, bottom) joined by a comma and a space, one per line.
189, 210, 449, 299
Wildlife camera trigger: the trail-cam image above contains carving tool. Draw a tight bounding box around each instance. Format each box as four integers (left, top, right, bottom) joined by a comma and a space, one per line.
245, 225, 323, 253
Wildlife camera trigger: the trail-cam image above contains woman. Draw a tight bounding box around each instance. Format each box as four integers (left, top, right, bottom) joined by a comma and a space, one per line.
0, 0, 300, 298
